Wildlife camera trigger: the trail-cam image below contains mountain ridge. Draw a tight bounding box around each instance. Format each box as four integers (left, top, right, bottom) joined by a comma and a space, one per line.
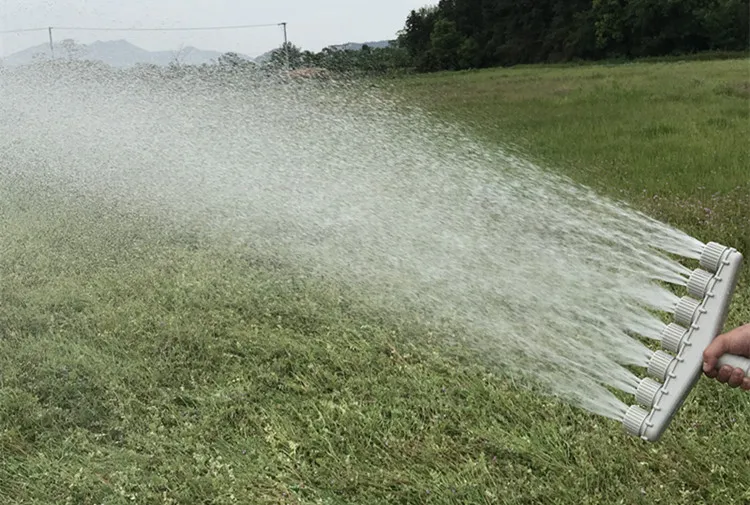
1, 39, 253, 68
1, 38, 396, 68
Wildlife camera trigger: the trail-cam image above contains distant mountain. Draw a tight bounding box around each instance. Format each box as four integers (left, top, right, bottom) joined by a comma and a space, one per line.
1, 43, 53, 66
329, 40, 394, 51
0, 38, 398, 69
1, 39, 254, 68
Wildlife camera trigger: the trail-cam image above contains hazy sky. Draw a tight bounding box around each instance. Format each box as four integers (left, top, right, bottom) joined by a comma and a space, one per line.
1, 0, 428, 57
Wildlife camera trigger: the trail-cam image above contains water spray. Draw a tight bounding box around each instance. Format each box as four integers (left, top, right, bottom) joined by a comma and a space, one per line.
621, 242, 746, 442
1, 64, 745, 445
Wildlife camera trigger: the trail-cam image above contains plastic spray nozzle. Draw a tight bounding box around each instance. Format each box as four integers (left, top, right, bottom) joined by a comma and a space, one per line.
623, 242, 744, 442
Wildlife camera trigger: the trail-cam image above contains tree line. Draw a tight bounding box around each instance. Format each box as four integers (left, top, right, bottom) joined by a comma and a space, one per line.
261, 0, 748, 74
27, 0, 749, 77
217, 43, 412, 77
397, 0, 749, 71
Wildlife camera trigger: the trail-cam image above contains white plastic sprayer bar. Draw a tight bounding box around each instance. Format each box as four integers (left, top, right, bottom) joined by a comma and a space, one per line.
623, 242, 746, 442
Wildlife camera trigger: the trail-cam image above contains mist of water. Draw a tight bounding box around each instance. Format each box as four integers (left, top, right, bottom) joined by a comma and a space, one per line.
0, 62, 706, 421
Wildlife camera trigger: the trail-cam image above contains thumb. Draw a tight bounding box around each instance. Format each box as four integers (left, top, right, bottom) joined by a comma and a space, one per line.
703, 324, 750, 373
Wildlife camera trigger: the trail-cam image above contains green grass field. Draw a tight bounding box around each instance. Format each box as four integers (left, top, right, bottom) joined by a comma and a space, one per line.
1, 58, 749, 504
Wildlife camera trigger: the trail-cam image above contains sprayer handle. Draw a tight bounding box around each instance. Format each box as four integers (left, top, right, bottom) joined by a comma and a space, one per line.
716, 353, 750, 377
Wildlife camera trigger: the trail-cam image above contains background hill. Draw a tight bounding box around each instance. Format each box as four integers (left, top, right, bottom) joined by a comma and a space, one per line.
1, 39, 394, 68
1, 39, 253, 67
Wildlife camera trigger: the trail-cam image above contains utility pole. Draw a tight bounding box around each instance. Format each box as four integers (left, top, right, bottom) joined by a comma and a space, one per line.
48, 26, 54, 58
280, 21, 289, 69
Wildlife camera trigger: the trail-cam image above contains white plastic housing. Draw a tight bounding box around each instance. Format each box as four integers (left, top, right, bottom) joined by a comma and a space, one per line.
625, 244, 744, 442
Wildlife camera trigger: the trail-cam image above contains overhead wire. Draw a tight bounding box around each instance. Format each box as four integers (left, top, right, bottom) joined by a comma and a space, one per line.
0, 27, 48, 34
2, 23, 283, 34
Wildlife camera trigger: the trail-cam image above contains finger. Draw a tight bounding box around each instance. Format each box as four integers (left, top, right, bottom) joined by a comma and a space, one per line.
727, 368, 745, 388
716, 365, 734, 383
704, 368, 719, 379
704, 334, 731, 373
742, 378, 750, 391
704, 325, 750, 374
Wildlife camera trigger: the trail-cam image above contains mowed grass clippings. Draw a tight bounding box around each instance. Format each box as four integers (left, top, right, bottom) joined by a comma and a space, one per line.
1, 58, 749, 504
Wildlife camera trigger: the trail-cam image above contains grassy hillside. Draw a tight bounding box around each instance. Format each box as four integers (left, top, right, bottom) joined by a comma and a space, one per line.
1, 58, 749, 504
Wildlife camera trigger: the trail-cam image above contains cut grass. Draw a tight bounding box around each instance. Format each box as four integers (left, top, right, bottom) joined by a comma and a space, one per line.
1, 58, 750, 504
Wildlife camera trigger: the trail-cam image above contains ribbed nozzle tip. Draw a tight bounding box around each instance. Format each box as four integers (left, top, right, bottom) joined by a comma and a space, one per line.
623, 405, 649, 438
700, 242, 728, 273
648, 350, 676, 381
635, 378, 662, 408
674, 296, 701, 327
661, 323, 688, 353
687, 268, 714, 300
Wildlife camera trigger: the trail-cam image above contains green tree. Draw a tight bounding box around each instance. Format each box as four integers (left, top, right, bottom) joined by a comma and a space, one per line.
269, 42, 304, 69
704, 0, 750, 50
457, 36, 481, 68
396, 0, 747, 71
59, 39, 86, 61
397, 6, 440, 69
430, 18, 465, 70
217, 52, 252, 68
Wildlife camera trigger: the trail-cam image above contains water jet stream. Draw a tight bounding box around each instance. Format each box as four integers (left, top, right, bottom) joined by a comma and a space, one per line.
0, 62, 707, 420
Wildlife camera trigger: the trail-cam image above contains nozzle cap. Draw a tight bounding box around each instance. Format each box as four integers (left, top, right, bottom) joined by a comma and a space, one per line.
661, 323, 689, 353
700, 242, 728, 273
623, 405, 649, 438
674, 296, 701, 327
636, 378, 662, 408
687, 269, 714, 300
648, 350, 676, 381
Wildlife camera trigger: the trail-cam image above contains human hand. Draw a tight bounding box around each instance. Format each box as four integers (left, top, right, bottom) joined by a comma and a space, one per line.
703, 323, 750, 390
